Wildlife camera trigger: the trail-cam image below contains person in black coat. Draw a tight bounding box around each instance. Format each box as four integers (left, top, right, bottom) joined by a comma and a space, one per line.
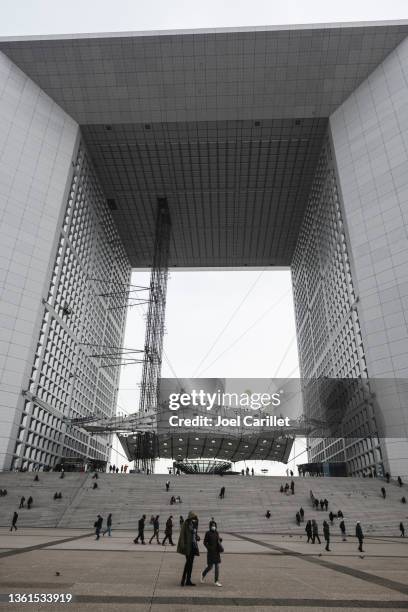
339, 520, 346, 541
381, 487, 386, 499
162, 515, 174, 546
27, 496, 33, 509
312, 520, 321, 544
299, 507, 304, 521
399, 522, 405, 537
305, 520, 312, 543
323, 520, 331, 551
94, 515, 103, 540
201, 525, 223, 586
177, 511, 200, 586
19, 496, 25, 508
134, 515, 146, 544
149, 515, 160, 544
10, 511, 18, 531
398, 476, 403, 487
355, 521, 364, 552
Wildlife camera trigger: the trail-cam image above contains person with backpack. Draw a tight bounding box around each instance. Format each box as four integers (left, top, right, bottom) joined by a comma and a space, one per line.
177, 511, 200, 586
201, 523, 223, 587
149, 515, 160, 544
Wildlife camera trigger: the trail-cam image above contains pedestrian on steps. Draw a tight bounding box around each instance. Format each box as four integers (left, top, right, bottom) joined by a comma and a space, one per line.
10, 511, 18, 531
94, 515, 103, 540
305, 520, 312, 543
103, 513, 112, 536
323, 520, 331, 551
400, 522, 405, 537
381, 487, 386, 499
162, 515, 174, 546
312, 520, 321, 544
149, 515, 160, 544
355, 521, 364, 552
339, 520, 346, 541
134, 515, 146, 544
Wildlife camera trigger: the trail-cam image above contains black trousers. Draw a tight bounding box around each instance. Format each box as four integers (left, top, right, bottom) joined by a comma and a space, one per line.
134, 530, 144, 543
162, 533, 174, 545
358, 537, 364, 551
312, 534, 321, 544
181, 553, 195, 585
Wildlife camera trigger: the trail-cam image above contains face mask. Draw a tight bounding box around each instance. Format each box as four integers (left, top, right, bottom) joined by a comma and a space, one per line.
210, 526, 216, 531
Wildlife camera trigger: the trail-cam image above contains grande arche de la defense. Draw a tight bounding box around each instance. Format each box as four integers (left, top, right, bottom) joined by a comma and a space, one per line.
0, 20, 408, 478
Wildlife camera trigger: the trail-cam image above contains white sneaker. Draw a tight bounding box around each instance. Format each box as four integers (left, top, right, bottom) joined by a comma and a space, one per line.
215, 581, 222, 587
200, 572, 205, 583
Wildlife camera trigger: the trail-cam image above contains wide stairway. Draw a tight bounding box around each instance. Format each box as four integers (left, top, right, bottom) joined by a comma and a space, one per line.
0, 472, 407, 535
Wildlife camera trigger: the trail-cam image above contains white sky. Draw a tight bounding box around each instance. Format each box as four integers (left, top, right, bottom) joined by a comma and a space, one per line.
5, 1, 405, 474
0, 0, 407, 36
112, 269, 304, 475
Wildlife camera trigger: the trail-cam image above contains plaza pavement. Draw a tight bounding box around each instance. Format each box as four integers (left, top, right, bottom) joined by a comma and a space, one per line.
0, 528, 407, 611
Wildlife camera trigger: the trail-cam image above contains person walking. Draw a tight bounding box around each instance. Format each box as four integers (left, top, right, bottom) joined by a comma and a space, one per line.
10, 511, 18, 531
103, 513, 112, 536
323, 520, 331, 551
209, 517, 217, 529
312, 520, 321, 544
251, 468, 254, 476
219, 486, 225, 499
27, 496, 33, 510
400, 522, 405, 537
19, 496, 25, 509
339, 520, 346, 541
166, 480, 170, 492
149, 515, 160, 544
385, 472, 390, 483
398, 476, 403, 487
299, 507, 304, 522
290, 480, 295, 495
381, 487, 386, 499
329, 511, 334, 525
162, 515, 174, 546
177, 511, 200, 586
324, 499, 329, 511
296, 512, 301, 525
265, 510, 271, 519
305, 520, 312, 543
355, 521, 364, 552
94, 515, 103, 540
201, 523, 223, 587
179, 515, 184, 527
134, 515, 146, 544
319, 499, 324, 511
